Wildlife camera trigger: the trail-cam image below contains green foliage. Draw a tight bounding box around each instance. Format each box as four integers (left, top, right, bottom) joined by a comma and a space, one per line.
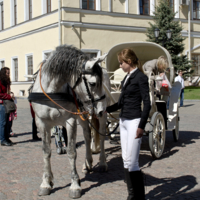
146, 0, 193, 78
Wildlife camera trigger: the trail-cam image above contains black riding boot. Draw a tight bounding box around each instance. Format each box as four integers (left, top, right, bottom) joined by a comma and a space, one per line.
124, 168, 134, 200
129, 170, 145, 200
124, 168, 127, 183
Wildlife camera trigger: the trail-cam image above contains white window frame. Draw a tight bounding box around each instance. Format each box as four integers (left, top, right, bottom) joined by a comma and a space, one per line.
0, 0, 3, 31
11, 56, 18, 82
80, 0, 101, 11
10, 0, 17, 26
0, 58, 5, 69
174, 0, 180, 18
24, 0, 33, 21
42, 49, 52, 60
150, 0, 155, 16
96, 0, 101, 11
109, 0, 112, 12
125, 0, 129, 14
42, 0, 51, 14
25, 53, 33, 81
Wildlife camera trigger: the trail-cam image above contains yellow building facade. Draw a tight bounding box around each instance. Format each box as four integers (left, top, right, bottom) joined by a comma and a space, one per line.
0, 0, 199, 96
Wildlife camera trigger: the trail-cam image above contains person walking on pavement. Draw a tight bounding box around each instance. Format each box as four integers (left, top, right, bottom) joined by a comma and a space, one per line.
106, 49, 151, 200
175, 70, 185, 107
0, 67, 14, 146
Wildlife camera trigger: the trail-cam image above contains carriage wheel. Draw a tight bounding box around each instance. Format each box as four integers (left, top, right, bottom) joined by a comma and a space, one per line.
173, 107, 179, 142
149, 112, 166, 159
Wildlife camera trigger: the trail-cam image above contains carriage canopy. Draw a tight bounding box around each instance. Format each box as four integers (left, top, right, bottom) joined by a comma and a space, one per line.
106, 42, 174, 84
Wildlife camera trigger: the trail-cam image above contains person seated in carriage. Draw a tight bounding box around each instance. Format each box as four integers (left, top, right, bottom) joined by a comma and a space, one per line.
143, 56, 171, 96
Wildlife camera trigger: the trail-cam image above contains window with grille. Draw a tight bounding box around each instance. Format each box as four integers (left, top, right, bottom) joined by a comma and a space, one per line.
193, 1, 200, 19
13, 58, 18, 81
47, 0, 51, 13
82, 0, 96, 10
14, 0, 17, 25
28, 56, 33, 81
192, 54, 200, 75
140, 0, 150, 15
44, 53, 51, 60
29, 0, 32, 19
0, 2, 4, 30
0, 60, 5, 69
84, 52, 97, 59
167, 0, 174, 11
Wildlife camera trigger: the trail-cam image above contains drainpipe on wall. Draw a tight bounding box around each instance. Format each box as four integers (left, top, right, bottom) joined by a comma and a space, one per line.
58, 0, 62, 46
188, 0, 191, 61
188, 0, 191, 82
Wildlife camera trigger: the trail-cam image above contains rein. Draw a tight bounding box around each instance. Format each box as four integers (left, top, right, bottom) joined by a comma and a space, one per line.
39, 63, 89, 118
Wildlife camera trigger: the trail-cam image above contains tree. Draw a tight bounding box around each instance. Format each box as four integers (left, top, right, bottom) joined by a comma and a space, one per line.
146, 0, 193, 78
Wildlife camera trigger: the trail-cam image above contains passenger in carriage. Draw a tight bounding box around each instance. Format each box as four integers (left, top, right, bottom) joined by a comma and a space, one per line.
143, 56, 171, 90
106, 49, 151, 200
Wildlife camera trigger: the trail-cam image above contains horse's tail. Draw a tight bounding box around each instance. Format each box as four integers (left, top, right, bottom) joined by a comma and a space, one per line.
90, 116, 101, 154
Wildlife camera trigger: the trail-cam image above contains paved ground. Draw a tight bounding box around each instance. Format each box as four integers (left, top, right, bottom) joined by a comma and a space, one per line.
0, 99, 200, 200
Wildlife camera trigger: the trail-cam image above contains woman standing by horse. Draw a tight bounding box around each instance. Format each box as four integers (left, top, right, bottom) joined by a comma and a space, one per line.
0, 67, 14, 146
106, 49, 151, 200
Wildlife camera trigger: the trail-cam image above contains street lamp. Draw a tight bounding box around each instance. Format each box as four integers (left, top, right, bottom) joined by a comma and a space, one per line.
154, 28, 172, 47
154, 28, 160, 39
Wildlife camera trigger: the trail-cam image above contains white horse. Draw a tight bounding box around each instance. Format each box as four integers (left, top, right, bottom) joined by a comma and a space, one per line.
30, 45, 108, 198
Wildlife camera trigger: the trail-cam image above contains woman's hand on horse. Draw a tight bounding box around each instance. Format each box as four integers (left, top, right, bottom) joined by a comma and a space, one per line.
135, 128, 144, 139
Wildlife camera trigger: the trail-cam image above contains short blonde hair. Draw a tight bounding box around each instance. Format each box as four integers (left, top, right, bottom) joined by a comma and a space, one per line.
156, 56, 168, 73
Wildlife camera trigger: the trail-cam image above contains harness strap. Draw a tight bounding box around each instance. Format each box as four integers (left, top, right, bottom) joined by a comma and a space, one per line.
39, 62, 89, 116
71, 89, 90, 121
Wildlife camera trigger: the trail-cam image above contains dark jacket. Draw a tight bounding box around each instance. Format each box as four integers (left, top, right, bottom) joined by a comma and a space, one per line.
106, 68, 151, 129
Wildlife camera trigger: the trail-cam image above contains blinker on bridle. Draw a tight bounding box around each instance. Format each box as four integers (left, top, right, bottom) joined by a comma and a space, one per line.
72, 61, 106, 105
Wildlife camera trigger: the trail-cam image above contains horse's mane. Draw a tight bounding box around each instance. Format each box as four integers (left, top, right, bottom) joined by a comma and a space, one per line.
42, 45, 103, 84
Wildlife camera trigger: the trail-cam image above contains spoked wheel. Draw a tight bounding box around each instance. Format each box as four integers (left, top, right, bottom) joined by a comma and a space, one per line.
173, 107, 179, 142
149, 112, 166, 159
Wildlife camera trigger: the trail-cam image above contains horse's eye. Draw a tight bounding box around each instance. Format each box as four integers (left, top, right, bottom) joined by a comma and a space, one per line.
89, 82, 96, 87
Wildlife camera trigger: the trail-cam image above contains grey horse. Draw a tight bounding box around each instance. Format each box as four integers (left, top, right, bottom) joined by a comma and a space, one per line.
30, 45, 108, 198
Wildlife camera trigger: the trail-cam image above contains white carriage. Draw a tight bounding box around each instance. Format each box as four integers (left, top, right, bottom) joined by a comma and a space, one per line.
104, 42, 182, 159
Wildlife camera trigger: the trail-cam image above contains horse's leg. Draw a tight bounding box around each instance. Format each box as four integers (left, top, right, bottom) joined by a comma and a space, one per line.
78, 118, 93, 174
66, 118, 81, 199
38, 122, 53, 196
98, 115, 108, 172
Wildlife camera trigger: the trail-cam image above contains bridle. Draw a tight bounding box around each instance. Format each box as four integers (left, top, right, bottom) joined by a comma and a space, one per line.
39, 61, 106, 121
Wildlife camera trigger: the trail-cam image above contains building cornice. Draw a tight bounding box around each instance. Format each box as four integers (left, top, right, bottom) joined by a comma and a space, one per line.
1, 21, 200, 44
0, 23, 58, 44
62, 21, 147, 32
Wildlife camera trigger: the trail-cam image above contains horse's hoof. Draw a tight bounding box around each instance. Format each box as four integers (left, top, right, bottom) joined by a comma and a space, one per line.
69, 189, 81, 199
38, 188, 51, 196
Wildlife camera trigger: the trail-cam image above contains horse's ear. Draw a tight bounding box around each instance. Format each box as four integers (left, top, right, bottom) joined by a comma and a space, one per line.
96, 53, 107, 63
85, 53, 107, 70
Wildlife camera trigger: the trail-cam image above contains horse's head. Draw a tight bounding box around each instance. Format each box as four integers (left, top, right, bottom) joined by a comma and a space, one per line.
74, 54, 107, 117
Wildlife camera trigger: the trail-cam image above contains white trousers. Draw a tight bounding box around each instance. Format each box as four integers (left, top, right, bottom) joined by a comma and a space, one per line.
120, 118, 142, 172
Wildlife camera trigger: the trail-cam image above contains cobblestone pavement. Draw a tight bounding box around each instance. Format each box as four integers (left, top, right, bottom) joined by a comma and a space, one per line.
0, 99, 200, 200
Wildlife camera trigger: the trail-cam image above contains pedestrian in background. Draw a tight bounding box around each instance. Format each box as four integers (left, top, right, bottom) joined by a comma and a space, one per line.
9, 92, 17, 137
0, 67, 14, 146
30, 102, 41, 141
106, 49, 151, 200
175, 70, 185, 107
